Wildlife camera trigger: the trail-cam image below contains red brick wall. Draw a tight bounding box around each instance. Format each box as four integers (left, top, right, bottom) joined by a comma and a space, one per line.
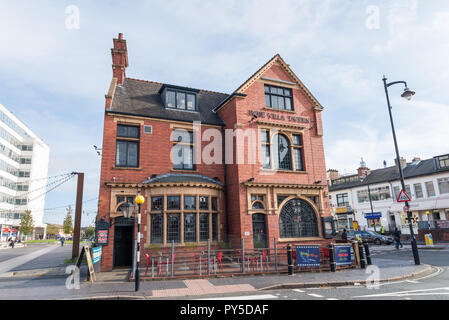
218, 63, 330, 250
98, 113, 227, 271
98, 62, 330, 270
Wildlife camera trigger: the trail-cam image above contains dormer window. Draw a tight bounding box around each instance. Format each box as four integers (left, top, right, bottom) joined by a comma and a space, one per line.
161, 85, 198, 111
437, 154, 449, 169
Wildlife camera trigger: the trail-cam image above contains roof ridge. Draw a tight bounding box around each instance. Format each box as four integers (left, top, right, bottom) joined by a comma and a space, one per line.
125, 77, 228, 96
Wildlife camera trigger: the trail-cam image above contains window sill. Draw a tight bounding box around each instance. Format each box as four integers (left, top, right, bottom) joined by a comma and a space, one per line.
260, 169, 307, 174
263, 107, 296, 114
145, 241, 220, 248
112, 166, 142, 171
170, 169, 198, 173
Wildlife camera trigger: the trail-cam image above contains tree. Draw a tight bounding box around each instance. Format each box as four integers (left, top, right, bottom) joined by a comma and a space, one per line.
63, 207, 73, 235
84, 226, 95, 239
19, 210, 35, 238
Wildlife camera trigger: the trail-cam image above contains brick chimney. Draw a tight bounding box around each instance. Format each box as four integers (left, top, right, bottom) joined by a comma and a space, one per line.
327, 169, 339, 182
111, 33, 128, 85
394, 157, 407, 169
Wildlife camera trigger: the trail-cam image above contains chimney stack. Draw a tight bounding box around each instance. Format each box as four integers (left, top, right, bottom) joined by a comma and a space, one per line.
327, 169, 339, 185
111, 33, 128, 85
394, 157, 407, 169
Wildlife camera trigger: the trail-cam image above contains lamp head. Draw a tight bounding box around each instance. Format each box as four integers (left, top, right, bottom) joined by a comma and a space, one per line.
136, 195, 145, 205
401, 88, 415, 101
122, 202, 135, 219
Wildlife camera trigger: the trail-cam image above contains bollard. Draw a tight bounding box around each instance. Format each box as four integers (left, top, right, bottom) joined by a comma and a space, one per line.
287, 244, 294, 275
358, 241, 366, 269
329, 243, 336, 272
363, 241, 372, 265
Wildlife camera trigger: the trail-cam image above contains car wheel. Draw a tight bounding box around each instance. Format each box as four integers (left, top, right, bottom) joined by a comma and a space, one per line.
374, 239, 381, 245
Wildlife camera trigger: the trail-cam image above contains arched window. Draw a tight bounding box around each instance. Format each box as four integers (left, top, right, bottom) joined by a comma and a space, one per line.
252, 201, 265, 210
279, 198, 318, 238
273, 134, 292, 170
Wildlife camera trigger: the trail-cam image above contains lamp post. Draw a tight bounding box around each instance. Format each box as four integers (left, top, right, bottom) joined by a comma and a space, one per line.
382, 76, 420, 265
134, 195, 145, 292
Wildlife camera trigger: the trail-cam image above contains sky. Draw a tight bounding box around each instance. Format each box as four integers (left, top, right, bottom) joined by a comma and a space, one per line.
0, 0, 448, 227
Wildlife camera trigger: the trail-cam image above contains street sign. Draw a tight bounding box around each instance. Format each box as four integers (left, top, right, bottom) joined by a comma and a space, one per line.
403, 205, 409, 213
397, 190, 411, 202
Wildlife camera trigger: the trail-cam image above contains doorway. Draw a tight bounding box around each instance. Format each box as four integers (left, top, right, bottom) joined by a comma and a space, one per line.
252, 214, 267, 249
113, 225, 134, 268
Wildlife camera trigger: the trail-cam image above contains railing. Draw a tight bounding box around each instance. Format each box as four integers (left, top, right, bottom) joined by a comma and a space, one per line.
137, 238, 360, 280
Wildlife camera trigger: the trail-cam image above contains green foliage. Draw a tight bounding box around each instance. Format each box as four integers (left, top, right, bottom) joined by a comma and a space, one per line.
19, 210, 35, 236
84, 226, 95, 238
46, 224, 59, 235
63, 210, 73, 235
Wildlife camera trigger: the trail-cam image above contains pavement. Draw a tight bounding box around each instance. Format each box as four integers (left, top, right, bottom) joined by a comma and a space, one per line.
0, 243, 444, 300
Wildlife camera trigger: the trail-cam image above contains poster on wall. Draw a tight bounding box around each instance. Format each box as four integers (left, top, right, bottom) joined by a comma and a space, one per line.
96, 230, 109, 245
335, 245, 352, 266
92, 246, 102, 264
296, 245, 321, 267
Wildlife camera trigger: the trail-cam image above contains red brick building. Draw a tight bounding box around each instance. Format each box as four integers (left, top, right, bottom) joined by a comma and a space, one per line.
97, 33, 332, 271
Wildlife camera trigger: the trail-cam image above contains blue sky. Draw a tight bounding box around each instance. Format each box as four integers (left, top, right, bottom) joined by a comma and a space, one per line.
0, 0, 448, 227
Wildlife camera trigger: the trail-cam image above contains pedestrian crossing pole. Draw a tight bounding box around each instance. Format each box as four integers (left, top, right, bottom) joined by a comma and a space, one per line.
135, 195, 145, 292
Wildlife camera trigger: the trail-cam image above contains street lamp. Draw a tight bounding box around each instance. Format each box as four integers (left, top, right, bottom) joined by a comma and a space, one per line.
134, 194, 145, 292
382, 76, 420, 265
121, 202, 135, 219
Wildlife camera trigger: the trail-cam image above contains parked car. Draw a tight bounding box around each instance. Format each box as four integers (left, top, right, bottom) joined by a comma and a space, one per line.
347, 230, 393, 245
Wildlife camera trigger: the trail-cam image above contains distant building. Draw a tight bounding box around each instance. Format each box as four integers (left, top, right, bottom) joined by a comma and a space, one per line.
0, 104, 50, 241
328, 155, 449, 235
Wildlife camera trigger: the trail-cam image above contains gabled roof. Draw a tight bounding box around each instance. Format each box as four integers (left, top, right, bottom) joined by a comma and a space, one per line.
213, 54, 323, 113
329, 156, 449, 192
108, 78, 228, 126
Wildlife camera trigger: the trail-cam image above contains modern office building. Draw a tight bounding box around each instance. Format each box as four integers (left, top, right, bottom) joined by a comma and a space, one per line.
0, 103, 50, 241
97, 34, 331, 271
328, 155, 449, 236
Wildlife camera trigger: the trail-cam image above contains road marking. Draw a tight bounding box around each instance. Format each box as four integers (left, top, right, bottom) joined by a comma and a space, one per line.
200, 294, 278, 300
307, 293, 324, 298
354, 287, 449, 298
406, 280, 420, 284
326, 298, 339, 300
292, 289, 304, 293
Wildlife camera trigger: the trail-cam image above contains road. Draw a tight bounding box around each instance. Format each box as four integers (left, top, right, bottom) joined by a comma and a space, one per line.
193, 245, 449, 301
0, 242, 448, 300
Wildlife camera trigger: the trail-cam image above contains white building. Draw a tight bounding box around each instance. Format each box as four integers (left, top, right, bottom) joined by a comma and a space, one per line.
328, 155, 449, 235
0, 103, 50, 241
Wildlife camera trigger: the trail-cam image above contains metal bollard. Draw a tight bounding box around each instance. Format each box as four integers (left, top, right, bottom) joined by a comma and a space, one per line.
329, 243, 336, 272
363, 241, 372, 265
358, 241, 366, 269
287, 244, 294, 275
